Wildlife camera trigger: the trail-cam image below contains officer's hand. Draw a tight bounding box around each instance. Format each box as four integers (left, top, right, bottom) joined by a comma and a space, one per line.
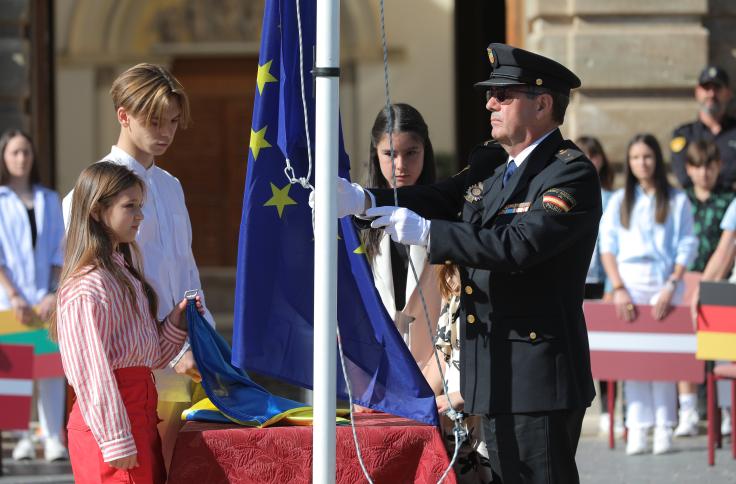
612, 287, 636, 322
366, 206, 431, 246
652, 286, 674, 321
308, 177, 369, 218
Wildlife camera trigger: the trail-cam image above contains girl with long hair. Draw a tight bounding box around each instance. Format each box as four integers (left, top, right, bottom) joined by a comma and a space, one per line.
360, 103, 442, 370
54, 162, 201, 483
599, 133, 697, 456
0, 129, 68, 461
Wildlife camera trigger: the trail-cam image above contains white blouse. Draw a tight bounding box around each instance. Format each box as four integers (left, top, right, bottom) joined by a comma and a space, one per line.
0, 185, 64, 309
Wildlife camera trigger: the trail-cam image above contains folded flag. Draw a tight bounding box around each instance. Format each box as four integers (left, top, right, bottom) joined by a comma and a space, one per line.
187, 298, 311, 427
0, 344, 34, 430
231, 0, 438, 426
697, 281, 736, 361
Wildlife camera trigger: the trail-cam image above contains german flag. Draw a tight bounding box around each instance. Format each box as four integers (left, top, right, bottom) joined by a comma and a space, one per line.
696, 281, 736, 361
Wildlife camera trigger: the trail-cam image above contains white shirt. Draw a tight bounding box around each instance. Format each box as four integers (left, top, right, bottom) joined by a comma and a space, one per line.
0, 185, 64, 309
62, 146, 214, 401
505, 128, 556, 169
599, 186, 697, 290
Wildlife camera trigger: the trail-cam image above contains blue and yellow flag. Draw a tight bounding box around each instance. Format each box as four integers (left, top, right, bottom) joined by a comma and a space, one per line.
232, 0, 438, 425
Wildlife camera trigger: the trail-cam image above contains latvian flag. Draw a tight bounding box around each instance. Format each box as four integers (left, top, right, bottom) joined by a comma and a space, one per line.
697, 281, 736, 361
583, 302, 703, 382
0, 344, 34, 430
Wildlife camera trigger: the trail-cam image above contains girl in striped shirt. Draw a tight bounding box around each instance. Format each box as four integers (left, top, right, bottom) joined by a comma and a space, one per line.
51, 162, 201, 483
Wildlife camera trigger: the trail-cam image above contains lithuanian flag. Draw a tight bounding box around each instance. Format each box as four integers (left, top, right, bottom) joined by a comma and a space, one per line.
696, 281, 736, 361
0, 310, 64, 378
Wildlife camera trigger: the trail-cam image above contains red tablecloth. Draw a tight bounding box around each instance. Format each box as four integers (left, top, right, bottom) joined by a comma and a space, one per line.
168, 413, 455, 483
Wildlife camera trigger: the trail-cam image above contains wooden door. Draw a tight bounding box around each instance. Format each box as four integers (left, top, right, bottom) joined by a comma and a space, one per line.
160, 57, 257, 267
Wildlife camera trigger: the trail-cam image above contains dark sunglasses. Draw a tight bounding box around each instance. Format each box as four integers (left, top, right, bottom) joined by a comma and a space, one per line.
485, 87, 541, 104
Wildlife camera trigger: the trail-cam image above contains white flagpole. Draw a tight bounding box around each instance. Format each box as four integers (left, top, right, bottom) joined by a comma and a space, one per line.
313, 0, 339, 481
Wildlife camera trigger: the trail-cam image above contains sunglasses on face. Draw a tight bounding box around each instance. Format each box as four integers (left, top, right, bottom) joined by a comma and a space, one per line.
485, 87, 541, 104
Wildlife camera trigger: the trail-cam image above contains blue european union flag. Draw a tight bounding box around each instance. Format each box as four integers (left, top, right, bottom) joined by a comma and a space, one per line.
232, 0, 438, 425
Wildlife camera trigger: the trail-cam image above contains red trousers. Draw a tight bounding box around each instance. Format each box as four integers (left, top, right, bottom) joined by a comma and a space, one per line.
67, 366, 166, 484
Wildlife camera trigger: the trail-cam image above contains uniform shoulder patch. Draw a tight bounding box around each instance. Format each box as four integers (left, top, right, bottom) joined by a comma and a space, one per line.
542, 188, 576, 213
555, 148, 584, 164
670, 136, 687, 153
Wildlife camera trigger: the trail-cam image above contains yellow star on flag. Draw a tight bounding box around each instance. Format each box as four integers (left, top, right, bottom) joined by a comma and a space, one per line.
256, 60, 278, 94
264, 183, 297, 218
353, 244, 366, 255
249, 126, 272, 160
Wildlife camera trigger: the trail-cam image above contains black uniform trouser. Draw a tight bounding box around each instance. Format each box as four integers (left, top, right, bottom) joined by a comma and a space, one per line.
481, 407, 585, 484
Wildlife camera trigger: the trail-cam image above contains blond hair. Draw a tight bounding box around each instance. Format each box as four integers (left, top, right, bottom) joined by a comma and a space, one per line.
110, 63, 191, 128
49, 162, 158, 340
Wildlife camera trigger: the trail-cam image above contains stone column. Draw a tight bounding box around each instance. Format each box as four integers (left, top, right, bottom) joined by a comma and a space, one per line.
522, 0, 708, 170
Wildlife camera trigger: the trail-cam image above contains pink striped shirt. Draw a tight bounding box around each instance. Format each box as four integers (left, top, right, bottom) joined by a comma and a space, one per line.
57, 252, 186, 462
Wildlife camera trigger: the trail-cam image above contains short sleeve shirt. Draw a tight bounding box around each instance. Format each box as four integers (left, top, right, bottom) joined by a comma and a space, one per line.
686, 188, 735, 271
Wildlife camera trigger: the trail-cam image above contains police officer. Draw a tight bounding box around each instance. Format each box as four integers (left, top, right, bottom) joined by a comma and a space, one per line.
671, 65, 736, 190
333, 43, 600, 483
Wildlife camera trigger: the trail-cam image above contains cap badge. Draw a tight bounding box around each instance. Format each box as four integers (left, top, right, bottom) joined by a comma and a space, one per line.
487, 48, 495, 65
464, 181, 484, 203
709, 67, 718, 78
536, 78, 543, 86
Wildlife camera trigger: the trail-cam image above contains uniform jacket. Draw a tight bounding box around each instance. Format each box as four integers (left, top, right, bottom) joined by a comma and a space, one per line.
370, 236, 442, 370
670, 116, 736, 190
371, 129, 600, 415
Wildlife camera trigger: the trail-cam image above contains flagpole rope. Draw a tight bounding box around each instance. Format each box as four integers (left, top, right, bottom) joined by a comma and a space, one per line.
285, 0, 315, 193
377, 0, 467, 480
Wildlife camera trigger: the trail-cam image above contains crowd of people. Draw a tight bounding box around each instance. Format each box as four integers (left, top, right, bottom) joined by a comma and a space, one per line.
2, 42, 736, 484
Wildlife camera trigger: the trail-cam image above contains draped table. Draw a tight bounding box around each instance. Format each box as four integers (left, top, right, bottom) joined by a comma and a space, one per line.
168, 413, 455, 483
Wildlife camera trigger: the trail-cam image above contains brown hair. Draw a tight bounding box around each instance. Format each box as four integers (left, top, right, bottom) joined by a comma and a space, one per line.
685, 139, 721, 168
621, 133, 671, 228
436, 264, 460, 301
361, 103, 436, 262
0, 129, 41, 186
110, 63, 191, 128
576, 136, 614, 191
49, 162, 158, 340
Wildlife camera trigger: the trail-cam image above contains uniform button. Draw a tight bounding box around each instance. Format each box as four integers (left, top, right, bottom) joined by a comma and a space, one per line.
529, 331, 537, 341
467, 314, 476, 324
445, 260, 453, 265
464, 285, 473, 295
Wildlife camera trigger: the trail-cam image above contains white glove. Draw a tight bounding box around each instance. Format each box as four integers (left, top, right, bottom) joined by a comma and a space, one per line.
308, 177, 367, 218
366, 206, 431, 247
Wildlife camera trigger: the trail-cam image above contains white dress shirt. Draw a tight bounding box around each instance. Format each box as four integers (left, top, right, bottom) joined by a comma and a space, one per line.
0, 185, 64, 309
62, 146, 215, 401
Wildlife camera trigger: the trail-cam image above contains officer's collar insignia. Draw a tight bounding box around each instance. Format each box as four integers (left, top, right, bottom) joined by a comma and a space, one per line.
497, 202, 531, 216
670, 136, 687, 153
487, 47, 495, 65
542, 188, 576, 213
464, 182, 484, 203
